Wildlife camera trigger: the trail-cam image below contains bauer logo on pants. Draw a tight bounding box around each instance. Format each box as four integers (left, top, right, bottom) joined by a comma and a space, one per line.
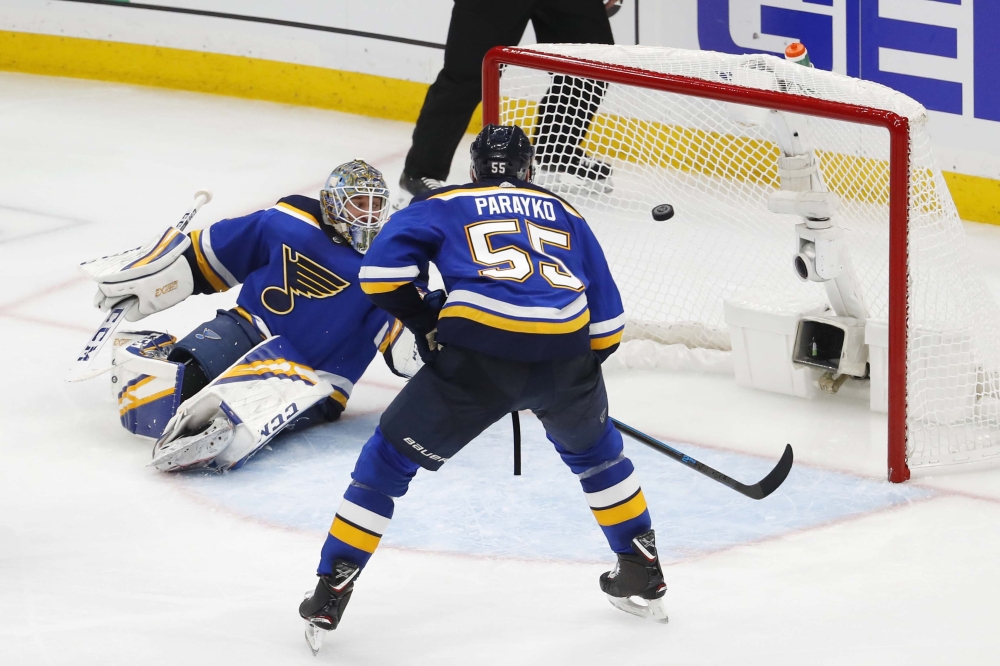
262, 244, 350, 315
404, 437, 448, 464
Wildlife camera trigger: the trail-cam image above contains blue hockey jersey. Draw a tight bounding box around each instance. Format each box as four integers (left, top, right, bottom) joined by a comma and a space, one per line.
184, 195, 399, 404
359, 180, 625, 362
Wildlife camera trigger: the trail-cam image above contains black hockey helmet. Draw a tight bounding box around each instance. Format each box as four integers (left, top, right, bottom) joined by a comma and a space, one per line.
470, 124, 534, 182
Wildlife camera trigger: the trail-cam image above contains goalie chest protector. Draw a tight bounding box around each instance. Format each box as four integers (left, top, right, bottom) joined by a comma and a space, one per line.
189, 195, 395, 391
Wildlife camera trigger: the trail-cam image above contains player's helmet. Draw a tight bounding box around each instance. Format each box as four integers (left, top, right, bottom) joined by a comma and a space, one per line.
320, 160, 390, 254
470, 124, 534, 182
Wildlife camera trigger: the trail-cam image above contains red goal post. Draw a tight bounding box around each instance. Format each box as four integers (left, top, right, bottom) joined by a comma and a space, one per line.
482, 45, 912, 482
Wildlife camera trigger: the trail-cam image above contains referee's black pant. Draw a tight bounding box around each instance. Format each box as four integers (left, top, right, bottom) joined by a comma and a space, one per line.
404, 0, 614, 181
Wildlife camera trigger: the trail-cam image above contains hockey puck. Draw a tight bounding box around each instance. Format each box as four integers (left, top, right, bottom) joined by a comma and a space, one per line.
651, 204, 674, 221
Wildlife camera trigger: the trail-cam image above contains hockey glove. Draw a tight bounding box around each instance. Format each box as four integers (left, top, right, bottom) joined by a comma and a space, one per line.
401, 289, 446, 365
81, 228, 195, 321
382, 324, 423, 379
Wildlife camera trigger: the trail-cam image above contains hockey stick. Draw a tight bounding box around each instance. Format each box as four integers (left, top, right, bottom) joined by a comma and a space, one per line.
65, 190, 213, 383
610, 418, 794, 500
512, 411, 521, 476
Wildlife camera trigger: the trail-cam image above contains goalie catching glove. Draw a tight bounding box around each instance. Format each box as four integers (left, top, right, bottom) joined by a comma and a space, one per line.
80, 227, 194, 321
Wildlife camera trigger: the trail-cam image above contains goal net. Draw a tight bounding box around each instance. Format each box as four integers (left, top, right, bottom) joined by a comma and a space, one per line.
484, 44, 1000, 481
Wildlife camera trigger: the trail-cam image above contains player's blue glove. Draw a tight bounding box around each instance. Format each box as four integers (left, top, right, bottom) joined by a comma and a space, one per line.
401, 289, 446, 365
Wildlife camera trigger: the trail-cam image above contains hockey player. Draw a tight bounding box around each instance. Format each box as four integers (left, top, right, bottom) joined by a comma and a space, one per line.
298, 126, 666, 654
84, 160, 415, 471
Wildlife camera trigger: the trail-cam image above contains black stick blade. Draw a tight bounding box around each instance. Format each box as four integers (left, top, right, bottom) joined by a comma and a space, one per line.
611, 417, 793, 501
743, 444, 794, 500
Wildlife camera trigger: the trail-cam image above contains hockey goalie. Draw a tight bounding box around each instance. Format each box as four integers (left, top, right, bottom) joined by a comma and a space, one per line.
78, 160, 420, 472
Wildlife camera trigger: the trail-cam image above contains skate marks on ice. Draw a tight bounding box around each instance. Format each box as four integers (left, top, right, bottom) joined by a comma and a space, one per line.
0, 204, 90, 245
174, 412, 934, 564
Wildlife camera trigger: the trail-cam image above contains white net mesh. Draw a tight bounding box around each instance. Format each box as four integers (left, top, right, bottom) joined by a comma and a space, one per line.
495, 44, 1000, 470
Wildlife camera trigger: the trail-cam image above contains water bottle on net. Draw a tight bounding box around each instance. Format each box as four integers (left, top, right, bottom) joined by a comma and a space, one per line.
784, 42, 813, 68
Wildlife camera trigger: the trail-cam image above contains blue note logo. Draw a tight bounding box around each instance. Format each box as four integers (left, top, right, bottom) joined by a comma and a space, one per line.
262, 244, 350, 315
195, 328, 221, 340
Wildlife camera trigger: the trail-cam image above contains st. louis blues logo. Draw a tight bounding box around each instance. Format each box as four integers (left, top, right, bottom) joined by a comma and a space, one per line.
261, 244, 349, 315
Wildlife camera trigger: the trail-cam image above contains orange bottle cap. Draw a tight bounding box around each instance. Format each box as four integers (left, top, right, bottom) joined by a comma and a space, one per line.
785, 42, 806, 58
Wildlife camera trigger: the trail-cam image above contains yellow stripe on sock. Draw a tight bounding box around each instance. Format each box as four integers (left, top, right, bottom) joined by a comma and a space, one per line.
592, 490, 648, 527
329, 517, 381, 554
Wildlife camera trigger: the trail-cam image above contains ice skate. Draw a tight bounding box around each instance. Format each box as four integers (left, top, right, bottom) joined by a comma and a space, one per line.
149, 416, 234, 472
299, 560, 359, 656
395, 172, 446, 209
600, 529, 668, 623
535, 146, 614, 195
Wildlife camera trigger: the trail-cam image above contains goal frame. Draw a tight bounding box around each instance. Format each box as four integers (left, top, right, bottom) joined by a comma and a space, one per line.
482, 45, 912, 483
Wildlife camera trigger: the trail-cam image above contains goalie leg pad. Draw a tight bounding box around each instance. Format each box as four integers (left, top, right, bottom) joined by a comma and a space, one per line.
149, 414, 235, 472
152, 337, 334, 472
112, 332, 183, 439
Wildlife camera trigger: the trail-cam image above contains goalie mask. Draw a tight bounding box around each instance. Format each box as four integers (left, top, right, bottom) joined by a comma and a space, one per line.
320, 160, 390, 254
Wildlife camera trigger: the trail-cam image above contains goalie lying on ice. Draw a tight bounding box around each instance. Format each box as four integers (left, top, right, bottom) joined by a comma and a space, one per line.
80, 160, 422, 471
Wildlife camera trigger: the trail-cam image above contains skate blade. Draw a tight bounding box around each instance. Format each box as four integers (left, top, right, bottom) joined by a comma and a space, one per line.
149, 419, 234, 472
607, 594, 669, 624
304, 620, 327, 656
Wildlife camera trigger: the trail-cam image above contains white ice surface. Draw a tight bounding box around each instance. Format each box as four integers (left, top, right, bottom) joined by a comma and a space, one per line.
2, 73, 1000, 665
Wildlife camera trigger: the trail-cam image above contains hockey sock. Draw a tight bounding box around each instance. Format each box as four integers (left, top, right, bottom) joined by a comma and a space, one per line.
553, 421, 652, 554
319, 482, 393, 574
580, 456, 652, 554
317, 428, 419, 574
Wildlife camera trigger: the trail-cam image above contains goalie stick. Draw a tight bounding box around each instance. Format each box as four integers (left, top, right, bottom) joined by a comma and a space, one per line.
65, 190, 213, 383
611, 418, 794, 500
